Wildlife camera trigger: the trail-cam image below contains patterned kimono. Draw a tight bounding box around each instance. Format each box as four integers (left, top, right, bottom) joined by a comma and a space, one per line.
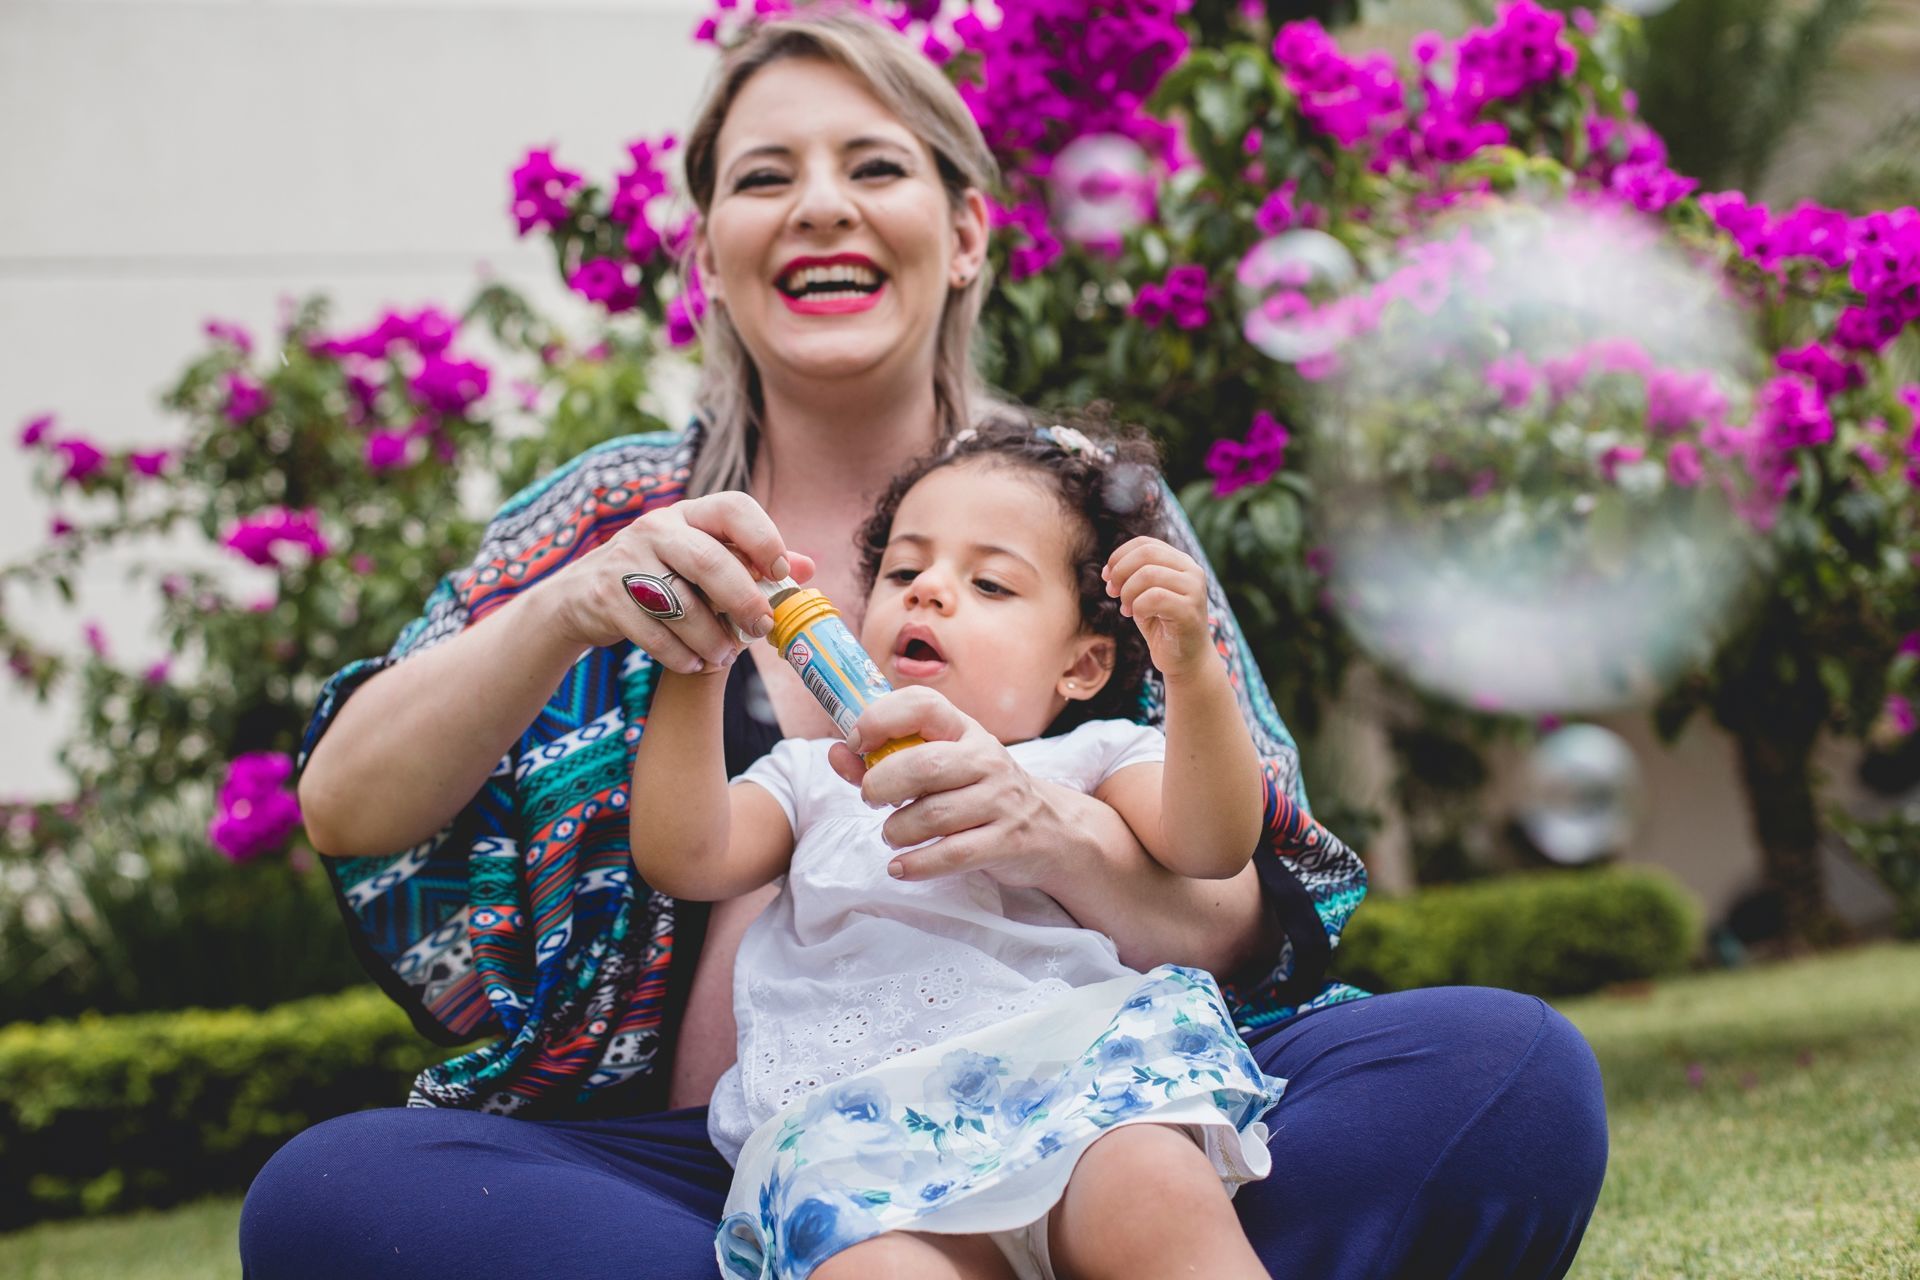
299, 425, 1370, 1117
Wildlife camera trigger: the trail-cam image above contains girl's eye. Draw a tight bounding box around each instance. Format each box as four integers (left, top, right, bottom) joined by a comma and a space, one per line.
886, 568, 919, 584
974, 579, 1010, 597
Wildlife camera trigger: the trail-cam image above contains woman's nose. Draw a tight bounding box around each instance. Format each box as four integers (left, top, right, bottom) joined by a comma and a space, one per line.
790, 168, 858, 234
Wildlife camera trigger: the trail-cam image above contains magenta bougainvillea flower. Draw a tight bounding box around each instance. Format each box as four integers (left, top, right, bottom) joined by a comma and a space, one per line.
1205, 411, 1291, 497
409, 354, 491, 416
224, 372, 270, 422
203, 318, 255, 355
609, 134, 679, 264
128, 449, 171, 477
1131, 264, 1211, 330
509, 147, 583, 235
207, 752, 302, 862
17, 414, 54, 448
222, 508, 331, 569
569, 258, 642, 314
55, 437, 107, 484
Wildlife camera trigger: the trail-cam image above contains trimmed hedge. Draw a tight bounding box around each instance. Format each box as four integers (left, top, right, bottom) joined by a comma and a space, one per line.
0, 986, 463, 1229
1332, 867, 1701, 997
1, 867, 1699, 1229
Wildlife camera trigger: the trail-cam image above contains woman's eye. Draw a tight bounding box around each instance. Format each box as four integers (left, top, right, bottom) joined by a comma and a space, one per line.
735, 170, 787, 191
855, 159, 905, 180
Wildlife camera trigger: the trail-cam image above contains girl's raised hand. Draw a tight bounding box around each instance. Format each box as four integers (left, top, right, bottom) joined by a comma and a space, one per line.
1102, 536, 1214, 683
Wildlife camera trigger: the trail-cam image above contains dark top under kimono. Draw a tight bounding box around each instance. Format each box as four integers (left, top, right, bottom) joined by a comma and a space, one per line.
298, 426, 1370, 1117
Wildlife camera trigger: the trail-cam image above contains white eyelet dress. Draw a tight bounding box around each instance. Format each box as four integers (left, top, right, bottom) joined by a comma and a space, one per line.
708, 720, 1287, 1280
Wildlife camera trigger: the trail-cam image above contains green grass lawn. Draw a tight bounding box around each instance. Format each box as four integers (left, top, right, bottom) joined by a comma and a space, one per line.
3, 943, 1915, 1279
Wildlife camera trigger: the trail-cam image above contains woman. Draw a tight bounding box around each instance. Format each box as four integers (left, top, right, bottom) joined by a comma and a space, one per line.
240, 12, 1607, 1279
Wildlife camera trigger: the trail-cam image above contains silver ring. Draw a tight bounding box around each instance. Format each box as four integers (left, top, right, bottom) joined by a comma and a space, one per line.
622, 571, 688, 622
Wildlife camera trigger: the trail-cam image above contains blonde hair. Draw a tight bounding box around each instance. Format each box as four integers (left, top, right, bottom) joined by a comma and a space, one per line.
680, 8, 1003, 497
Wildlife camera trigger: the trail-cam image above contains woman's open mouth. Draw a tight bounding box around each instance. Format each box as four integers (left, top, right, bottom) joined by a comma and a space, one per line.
776, 256, 888, 315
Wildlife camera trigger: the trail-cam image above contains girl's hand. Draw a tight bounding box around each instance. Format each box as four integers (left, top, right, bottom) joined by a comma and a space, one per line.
546, 492, 814, 675
1102, 536, 1214, 683
825, 686, 1073, 890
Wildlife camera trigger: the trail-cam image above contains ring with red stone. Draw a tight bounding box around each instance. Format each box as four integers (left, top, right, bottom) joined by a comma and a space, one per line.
622, 571, 689, 621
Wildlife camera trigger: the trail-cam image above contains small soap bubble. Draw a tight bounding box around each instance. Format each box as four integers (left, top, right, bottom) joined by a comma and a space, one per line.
1304, 198, 1765, 713
1236, 230, 1359, 363
1518, 724, 1642, 864
1101, 460, 1157, 517
1049, 134, 1156, 249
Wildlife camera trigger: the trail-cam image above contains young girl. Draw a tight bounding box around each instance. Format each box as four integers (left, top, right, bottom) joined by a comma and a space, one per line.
630, 418, 1284, 1280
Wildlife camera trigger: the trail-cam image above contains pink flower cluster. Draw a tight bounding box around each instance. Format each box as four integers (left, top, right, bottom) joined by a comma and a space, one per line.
993, 199, 1065, 281
1130, 264, 1211, 330
510, 147, 583, 235
610, 134, 681, 264
1583, 106, 1697, 209
1700, 197, 1920, 355
955, 0, 1186, 171
223, 507, 331, 569
1271, 21, 1404, 149
311, 306, 490, 467
1206, 411, 1290, 496
14, 413, 167, 488
207, 752, 302, 862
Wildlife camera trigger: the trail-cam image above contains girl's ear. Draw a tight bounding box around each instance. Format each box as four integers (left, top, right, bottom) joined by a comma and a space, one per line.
1057, 635, 1115, 702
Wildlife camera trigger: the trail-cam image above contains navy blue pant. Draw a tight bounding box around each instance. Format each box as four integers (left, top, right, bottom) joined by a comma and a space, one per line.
239, 987, 1608, 1278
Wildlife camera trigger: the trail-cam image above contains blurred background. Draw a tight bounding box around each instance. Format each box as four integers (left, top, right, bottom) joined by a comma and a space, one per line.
2, 0, 1917, 1275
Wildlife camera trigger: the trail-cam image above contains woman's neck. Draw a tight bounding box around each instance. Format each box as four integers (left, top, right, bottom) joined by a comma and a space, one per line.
750, 367, 942, 520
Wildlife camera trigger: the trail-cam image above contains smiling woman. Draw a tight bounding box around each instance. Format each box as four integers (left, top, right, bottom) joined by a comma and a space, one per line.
244, 10, 1604, 1280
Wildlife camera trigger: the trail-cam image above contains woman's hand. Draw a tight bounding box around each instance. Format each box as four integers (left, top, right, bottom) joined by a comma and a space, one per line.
826, 686, 1073, 890
546, 492, 814, 674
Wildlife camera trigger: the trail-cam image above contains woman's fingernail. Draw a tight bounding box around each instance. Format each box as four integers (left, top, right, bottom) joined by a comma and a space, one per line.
751, 615, 774, 639
688, 659, 706, 673
771, 556, 791, 580
888, 860, 905, 879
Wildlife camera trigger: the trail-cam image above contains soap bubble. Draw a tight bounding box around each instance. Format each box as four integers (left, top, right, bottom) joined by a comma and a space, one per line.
1303, 198, 1765, 714
1236, 230, 1359, 363
1049, 134, 1156, 250
1518, 724, 1642, 864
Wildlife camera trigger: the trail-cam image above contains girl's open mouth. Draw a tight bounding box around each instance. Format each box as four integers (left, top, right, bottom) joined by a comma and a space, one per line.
892, 634, 947, 679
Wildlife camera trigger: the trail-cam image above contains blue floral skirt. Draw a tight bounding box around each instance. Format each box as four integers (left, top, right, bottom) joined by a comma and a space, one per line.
715, 964, 1286, 1280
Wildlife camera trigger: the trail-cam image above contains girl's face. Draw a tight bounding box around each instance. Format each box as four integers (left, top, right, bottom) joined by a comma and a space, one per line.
698, 58, 988, 394
860, 460, 1115, 744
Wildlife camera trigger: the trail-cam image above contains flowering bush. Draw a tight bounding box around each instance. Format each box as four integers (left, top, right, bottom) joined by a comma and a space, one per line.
8, 0, 1917, 970
517, 0, 1913, 935
1, 288, 677, 1011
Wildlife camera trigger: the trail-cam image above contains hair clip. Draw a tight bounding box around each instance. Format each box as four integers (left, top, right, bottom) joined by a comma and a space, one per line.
941, 426, 980, 456
1040, 424, 1108, 460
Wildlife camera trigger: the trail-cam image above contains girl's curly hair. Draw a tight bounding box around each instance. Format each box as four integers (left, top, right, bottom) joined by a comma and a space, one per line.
856, 406, 1166, 736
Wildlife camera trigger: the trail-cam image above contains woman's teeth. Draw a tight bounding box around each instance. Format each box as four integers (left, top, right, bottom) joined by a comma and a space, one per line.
780, 264, 884, 298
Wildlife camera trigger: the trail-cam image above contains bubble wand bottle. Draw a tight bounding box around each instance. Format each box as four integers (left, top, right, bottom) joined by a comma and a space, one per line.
750, 577, 924, 767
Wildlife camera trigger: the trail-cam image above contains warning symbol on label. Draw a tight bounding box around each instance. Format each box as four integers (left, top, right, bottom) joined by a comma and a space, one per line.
788, 639, 812, 670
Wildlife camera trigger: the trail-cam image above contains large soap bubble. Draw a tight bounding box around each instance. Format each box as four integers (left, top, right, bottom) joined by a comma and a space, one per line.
1049, 134, 1156, 250
1299, 199, 1766, 714
1237, 230, 1360, 364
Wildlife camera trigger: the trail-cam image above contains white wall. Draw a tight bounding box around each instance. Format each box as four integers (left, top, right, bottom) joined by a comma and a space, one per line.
0, 0, 710, 799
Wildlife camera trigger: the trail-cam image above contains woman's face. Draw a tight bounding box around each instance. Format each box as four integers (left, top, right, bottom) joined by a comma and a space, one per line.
699, 57, 988, 393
